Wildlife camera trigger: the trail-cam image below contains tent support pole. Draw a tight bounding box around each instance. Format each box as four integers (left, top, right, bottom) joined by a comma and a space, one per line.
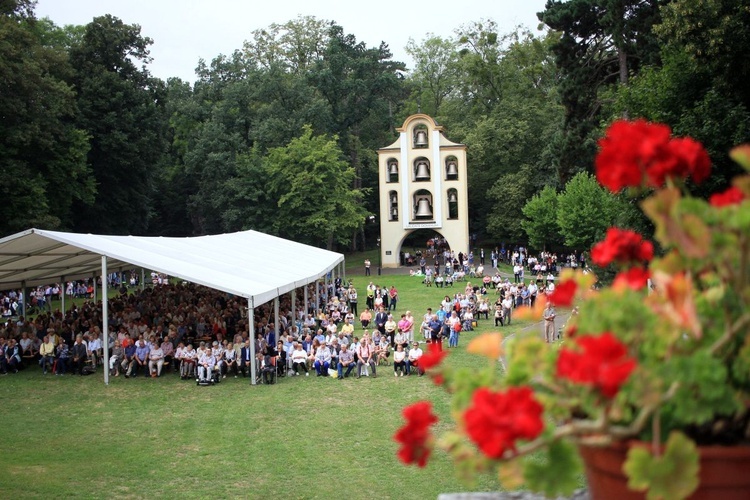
290, 288, 296, 335
315, 279, 320, 317
141, 269, 145, 291
21, 281, 26, 318
102, 256, 109, 386
249, 299, 256, 385
342, 261, 346, 286
304, 286, 308, 319
93, 272, 97, 301
274, 296, 280, 343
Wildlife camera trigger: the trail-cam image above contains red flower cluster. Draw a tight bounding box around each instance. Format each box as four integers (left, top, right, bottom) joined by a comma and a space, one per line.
709, 186, 746, 207
549, 279, 577, 306
591, 228, 654, 267
556, 332, 636, 398
463, 387, 544, 459
595, 119, 711, 192
420, 342, 447, 371
393, 401, 438, 467
613, 267, 650, 290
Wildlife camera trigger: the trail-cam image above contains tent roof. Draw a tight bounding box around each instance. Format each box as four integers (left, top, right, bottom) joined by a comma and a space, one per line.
0, 228, 344, 306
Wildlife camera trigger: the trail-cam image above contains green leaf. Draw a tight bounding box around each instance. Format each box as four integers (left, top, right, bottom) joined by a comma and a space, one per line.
523, 439, 582, 497
623, 431, 699, 500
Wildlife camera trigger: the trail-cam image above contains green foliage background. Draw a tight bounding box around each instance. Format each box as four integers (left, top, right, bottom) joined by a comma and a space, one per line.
2, 0, 749, 252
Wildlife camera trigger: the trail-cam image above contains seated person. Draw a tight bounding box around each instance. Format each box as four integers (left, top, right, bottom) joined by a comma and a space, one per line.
313, 342, 332, 377
359, 308, 372, 329
356, 338, 377, 378
445, 275, 454, 287
222, 342, 237, 378
5, 339, 22, 373
148, 340, 165, 378
377, 341, 390, 365
19, 332, 34, 358
160, 338, 174, 372
109, 340, 124, 376
393, 344, 407, 376
393, 329, 408, 350
407, 342, 423, 375
197, 346, 216, 382
87, 331, 102, 369
337, 344, 355, 379
291, 343, 309, 376
435, 275, 444, 288
39, 335, 55, 374
55, 340, 69, 375
121, 340, 137, 377
180, 344, 197, 379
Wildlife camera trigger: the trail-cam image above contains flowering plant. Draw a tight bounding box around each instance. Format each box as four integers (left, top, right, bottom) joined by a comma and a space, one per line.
394, 120, 750, 498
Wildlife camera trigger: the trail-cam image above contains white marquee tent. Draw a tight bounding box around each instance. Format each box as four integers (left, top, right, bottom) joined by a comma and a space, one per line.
0, 228, 345, 385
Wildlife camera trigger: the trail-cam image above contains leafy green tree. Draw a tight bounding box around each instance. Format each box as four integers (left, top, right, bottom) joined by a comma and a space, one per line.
538, 0, 662, 183
265, 126, 367, 249
445, 26, 562, 241
556, 172, 626, 251
405, 34, 459, 117
521, 186, 562, 251
69, 14, 168, 234
0, 2, 94, 234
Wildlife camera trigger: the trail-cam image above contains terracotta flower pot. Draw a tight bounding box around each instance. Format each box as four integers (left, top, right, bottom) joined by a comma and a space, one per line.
579, 441, 750, 499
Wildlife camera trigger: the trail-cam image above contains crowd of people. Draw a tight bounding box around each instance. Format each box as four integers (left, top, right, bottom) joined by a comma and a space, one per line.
0, 245, 572, 379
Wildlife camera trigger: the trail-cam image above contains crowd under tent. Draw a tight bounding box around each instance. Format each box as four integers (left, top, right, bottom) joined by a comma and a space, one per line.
0, 228, 346, 385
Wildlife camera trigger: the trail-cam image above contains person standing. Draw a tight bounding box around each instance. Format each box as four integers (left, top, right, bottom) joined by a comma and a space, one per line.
364, 259, 371, 276
348, 285, 358, 316
543, 302, 556, 343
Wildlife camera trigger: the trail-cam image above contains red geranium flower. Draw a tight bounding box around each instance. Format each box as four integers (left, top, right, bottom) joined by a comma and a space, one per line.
420, 342, 447, 371
556, 332, 636, 398
596, 120, 711, 191
596, 120, 672, 192
463, 386, 544, 459
550, 279, 577, 306
394, 401, 438, 467
613, 267, 650, 290
709, 186, 746, 207
591, 228, 654, 268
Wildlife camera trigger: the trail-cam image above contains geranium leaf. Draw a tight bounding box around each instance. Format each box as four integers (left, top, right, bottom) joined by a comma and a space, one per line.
623, 431, 699, 500
523, 439, 581, 496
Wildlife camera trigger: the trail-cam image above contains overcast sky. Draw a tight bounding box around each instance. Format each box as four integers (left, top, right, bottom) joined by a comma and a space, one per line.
35, 0, 549, 83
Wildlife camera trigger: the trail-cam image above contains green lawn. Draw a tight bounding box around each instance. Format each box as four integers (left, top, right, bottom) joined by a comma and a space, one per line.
0, 261, 547, 499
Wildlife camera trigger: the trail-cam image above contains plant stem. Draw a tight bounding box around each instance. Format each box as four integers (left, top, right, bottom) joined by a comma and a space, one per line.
652, 408, 661, 457
710, 312, 750, 356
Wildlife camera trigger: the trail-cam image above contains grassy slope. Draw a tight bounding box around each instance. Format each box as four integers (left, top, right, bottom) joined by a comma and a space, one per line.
0, 256, 545, 499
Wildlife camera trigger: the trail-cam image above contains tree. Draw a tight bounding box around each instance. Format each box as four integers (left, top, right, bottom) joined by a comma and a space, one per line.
444, 27, 562, 242
264, 126, 367, 249
69, 15, 168, 234
0, 2, 94, 234
538, 0, 662, 183
521, 186, 562, 251
405, 34, 459, 117
556, 172, 627, 250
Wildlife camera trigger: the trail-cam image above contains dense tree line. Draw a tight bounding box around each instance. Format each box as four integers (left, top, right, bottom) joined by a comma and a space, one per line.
1, 0, 748, 252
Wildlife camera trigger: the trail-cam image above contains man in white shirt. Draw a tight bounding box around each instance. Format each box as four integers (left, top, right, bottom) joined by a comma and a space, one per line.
407, 342, 423, 376
87, 330, 103, 369
502, 296, 513, 325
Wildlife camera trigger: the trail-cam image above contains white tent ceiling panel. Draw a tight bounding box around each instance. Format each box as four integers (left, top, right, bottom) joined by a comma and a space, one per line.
0, 229, 344, 306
